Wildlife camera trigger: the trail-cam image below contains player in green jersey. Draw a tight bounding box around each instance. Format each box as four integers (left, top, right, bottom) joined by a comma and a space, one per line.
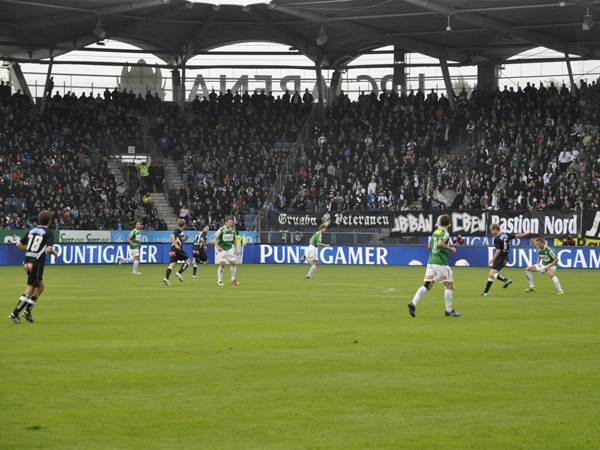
212, 216, 240, 286
304, 224, 330, 279
119, 220, 143, 274
407, 214, 460, 317
524, 237, 564, 294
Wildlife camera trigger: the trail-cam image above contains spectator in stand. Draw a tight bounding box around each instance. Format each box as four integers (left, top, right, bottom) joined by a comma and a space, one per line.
179, 204, 190, 220
302, 88, 314, 105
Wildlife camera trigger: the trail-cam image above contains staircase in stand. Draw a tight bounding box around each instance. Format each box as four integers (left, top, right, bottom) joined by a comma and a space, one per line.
153, 196, 179, 229
157, 157, 185, 229
162, 157, 185, 191
107, 158, 126, 185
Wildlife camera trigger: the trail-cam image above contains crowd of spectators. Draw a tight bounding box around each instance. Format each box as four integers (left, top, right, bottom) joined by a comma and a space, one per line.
150, 90, 314, 230
0, 86, 164, 231
3, 76, 600, 233
273, 81, 600, 214
162, 80, 600, 229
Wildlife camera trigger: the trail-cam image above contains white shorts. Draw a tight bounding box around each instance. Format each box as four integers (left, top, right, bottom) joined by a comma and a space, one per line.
218, 247, 236, 263
130, 248, 140, 257
424, 264, 453, 283
536, 263, 555, 273
305, 245, 318, 262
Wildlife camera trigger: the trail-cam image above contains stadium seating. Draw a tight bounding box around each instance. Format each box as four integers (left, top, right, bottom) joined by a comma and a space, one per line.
3, 79, 599, 232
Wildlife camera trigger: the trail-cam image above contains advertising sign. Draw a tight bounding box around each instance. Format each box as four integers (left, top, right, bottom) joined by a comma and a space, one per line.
58, 231, 111, 243
1, 243, 599, 268
392, 210, 581, 238
269, 211, 391, 229
489, 210, 578, 237
582, 210, 600, 240
109, 230, 257, 244
1, 229, 59, 244
49, 244, 161, 265
390, 210, 487, 237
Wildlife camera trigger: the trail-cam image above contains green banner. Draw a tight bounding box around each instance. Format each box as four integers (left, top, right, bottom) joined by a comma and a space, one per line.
0, 229, 60, 244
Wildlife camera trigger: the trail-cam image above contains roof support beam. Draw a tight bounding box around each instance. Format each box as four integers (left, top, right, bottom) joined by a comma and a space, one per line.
564, 52, 576, 94
2, 0, 169, 32
270, 3, 475, 65
40, 56, 53, 113
403, 0, 589, 57
570, 0, 594, 7
2, 0, 172, 39
3, 1, 187, 61
172, 6, 219, 65
439, 52, 456, 110
247, 7, 321, 63
98, 0, 189, 38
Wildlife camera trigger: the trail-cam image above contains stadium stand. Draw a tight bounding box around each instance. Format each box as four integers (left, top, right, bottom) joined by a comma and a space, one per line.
2, 79, 600, 232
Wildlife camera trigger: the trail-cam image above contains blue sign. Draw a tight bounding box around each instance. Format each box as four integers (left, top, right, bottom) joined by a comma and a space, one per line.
110, 230, 257, 244
1, 243, 599, 268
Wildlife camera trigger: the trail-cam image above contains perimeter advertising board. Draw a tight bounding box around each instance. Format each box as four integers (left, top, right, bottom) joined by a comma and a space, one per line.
1, 244, 599, 268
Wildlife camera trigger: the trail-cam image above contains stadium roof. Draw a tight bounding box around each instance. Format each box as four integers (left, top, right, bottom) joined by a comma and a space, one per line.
1, 0, 600, 68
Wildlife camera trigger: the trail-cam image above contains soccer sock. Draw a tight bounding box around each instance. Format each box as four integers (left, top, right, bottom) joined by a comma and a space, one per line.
231, 266, 237, 281
494, 273, 508, 282
178, 263, 189, 273
193, 265, 197, 276
552, 276, 563, 291
308, 265, 317, 277
411, 286, 427, 306
12, 295, 29, 315
218, 266, 224, 282
526, 271, 534, 287
26, 296, 37, 312
133, 260, 139, 273
484, 279, 494, 293
444, 289, 453, 312
123, 257, 134, 264
166, 267, 172, 279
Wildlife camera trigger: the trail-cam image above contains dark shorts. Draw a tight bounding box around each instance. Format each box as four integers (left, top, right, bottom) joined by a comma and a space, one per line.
169, 248, 190, 263
193, 247, 208, 262
492, 255, 508, 272
24, 261, 44, 288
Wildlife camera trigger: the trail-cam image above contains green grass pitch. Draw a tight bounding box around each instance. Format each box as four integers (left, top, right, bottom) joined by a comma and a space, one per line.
1, 263, 599, 449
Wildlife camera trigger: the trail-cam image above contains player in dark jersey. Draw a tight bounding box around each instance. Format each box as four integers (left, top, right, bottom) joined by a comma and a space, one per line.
9, 210, 58, 324
481, 223, 532, 296
163, 218, 192, 286
192, 224, 210, 279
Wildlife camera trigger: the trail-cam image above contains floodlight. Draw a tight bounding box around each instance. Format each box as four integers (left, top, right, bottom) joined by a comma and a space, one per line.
446, 16, 451, 32
583, 13, 594, 30
93, 23, 106, 39
241, 4, 250, 11
316, 25, 327, 46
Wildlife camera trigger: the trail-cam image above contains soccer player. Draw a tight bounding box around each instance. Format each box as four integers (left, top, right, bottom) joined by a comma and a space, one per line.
163, 218, 191, 286
119, 220, 143, 275
8, 210, 58, 324
481, 223, 532, 296
407, 214, 460, 317
192, 224, 210, 278
304, 224, 330, 279
524, 237, 564, 294
212, 216, 240, 286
